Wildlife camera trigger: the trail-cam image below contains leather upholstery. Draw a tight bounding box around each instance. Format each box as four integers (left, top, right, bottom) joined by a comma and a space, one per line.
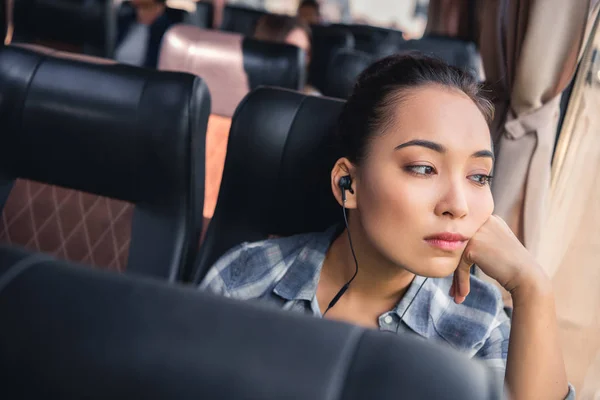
220, 4, 267, 36
323, 37, 483, 99
241, 38, 305, 91
309, 24, 354, 93
0, 45, 211, 281
1, 0, 6, 44
0, 247, 506, 400
193, 88, 345, 282
331, 23, 404, 54
391, 35, 482, 78
323, 48, 373, 99
159, 26, 304, 223
12, 0, 108, 55
190, 1, 213, 29
160, 25, 304, 117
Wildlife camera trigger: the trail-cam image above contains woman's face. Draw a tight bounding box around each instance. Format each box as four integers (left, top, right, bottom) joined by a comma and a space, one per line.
350, 85, 494, 278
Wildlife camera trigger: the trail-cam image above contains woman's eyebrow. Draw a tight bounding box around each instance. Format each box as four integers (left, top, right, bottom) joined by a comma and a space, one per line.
394, 139, 445, 153
394, 140, 494, 161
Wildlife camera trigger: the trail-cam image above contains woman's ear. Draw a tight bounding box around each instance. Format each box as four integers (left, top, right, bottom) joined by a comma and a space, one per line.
331, 158, 357, 209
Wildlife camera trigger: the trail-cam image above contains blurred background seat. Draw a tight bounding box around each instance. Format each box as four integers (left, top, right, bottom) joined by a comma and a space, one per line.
159, 25, 305, 248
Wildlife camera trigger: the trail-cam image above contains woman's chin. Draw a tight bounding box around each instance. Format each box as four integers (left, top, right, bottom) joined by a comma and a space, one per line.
404, 258, 460, 279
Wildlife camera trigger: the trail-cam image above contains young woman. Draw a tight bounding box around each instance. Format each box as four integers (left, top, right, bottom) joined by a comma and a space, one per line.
200, 54, 573, 399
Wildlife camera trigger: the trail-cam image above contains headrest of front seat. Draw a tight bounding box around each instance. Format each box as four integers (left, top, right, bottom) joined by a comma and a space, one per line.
0, 45, 209, 206
220, 4, 267, 36
190, 1, 214, 28
1, 0, 7, 44
0, 248, 506, 400
193, 87, 344, 282
323, 48, 373, 99
119, 1, 190, 25
0, 45, 211, 279
12, 0, 108, 53
392, 35, 482, 78
160, 25, 304, 117
331, 23, 404, 54
309, 24, 355, 93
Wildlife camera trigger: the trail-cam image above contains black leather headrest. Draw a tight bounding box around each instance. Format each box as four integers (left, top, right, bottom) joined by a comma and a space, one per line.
12, 0, 107, 50
0, 45, 210, 208
194, 88, 344, 281
192, 1, 214, 28
0, 247, 505, 400
119, 2, 189, 25
331, 23, 404, 54
242, 38, 305, 91
1, 0, 6, 44
221, 5, 267, 36
393, 35, 482, 77
323, 48, 373, 99
309, 24, 355, 92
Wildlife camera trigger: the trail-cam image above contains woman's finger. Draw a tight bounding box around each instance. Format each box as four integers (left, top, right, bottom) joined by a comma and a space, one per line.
454, 257, 472, 304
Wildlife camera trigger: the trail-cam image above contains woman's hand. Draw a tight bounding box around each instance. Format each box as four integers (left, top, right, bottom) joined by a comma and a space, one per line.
449, 215, 549, 304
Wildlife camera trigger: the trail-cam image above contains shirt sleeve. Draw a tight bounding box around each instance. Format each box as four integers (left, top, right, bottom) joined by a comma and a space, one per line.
475, 308, 576, 400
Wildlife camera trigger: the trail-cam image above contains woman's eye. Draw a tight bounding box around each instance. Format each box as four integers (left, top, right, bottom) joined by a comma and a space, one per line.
469, 174, 493, 186
405, 165, 436, 176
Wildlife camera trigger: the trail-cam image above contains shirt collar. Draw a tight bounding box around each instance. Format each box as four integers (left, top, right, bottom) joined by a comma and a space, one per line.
392, 275, 442, 338
273, 225, 342, 302
272, 225, 452, 341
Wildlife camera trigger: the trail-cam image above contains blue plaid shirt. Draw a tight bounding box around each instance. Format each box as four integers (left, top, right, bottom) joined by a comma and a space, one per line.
200, 225, 574, 398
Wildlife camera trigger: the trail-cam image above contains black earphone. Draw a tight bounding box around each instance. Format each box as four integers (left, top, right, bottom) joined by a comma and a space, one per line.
323, 175, 428, 321
323, 175, 358, 315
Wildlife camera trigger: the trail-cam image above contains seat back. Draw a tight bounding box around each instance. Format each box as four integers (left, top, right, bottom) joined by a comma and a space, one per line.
1, 0, 7, 44
0, 246, 506, 400
159, 25, 304, 224
193, 88, 344, 282
190, 0, 214, 28
309, 24, 354, 93
331, 23, 403, 54
12, 0, 109, 55
0, 45, 210, 281
323, 48, 373, 99
220, 4, 267, 36
392, 35, 482, 78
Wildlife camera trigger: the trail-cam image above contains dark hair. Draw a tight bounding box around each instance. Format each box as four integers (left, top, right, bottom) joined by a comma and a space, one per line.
253, 15, 311, 43
337, 53, 494, 164
298, 0, 320, 12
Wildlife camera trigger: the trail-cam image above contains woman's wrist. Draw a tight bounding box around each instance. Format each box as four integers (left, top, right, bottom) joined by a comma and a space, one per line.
507, 264, 554, 307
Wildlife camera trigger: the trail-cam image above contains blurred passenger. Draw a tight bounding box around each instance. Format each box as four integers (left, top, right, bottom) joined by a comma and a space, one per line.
297, 0, 321, 26
115, 0, 175, 68
253, 14, 320, 95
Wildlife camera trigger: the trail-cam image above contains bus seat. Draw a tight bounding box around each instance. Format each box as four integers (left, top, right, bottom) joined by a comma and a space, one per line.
323, 48, 373, 99
190, 0, 214, 29
220, 4, 267, 36
0, 45, 210, 282
309, 24, 355, 94
192, 87, 344, 282
391, 35, 482, 78
1, 0, 6, 44
159, 25, 305, 224
11, 0, 108, 55
119, 1, 191, 26
331, 23, 404, 54
0, 245, 506, 400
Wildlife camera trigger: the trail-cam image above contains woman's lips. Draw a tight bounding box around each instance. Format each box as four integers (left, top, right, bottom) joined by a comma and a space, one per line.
424, 233, 469, 251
